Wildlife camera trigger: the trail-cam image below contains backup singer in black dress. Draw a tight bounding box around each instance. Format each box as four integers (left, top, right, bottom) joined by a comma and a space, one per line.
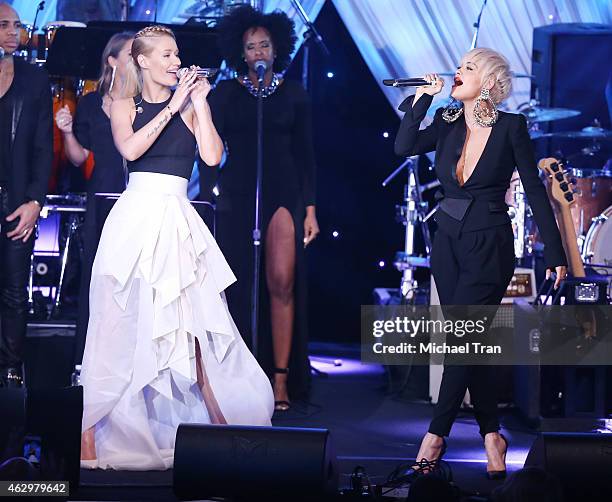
207, 6, 319, 410
54, 32, 134, 367
394, 48, 567, 478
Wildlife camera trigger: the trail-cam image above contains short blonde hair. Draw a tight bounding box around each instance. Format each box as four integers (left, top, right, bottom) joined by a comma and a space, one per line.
462, 48, 512, 104
122, 25, 176, 98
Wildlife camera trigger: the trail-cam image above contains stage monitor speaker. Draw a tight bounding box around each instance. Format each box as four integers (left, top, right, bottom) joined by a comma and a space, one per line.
531, 23, 612, 168
173, 424, 338, 501
0, 387, 82, 490
525, 432, 612, 501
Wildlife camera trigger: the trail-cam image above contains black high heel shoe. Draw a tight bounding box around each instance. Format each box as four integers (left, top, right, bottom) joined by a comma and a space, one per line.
486, 433, 508, 480
272, 367, 291, 412
387, 436, 448, 486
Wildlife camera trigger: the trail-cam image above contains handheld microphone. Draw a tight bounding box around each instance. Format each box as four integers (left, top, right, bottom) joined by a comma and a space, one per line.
172, 67, 219, 79
383, 77, 429, 87
255, 60, 267, 85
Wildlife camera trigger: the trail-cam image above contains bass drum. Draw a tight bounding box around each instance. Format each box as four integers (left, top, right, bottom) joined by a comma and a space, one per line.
582, 205, 612, 297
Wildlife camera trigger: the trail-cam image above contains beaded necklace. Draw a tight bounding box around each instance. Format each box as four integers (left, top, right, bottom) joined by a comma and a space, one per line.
241, 74, 281, 98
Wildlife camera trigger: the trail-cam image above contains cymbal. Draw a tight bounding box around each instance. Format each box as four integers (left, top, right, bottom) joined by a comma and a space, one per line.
533, 127, 612, 140
519, 106, 581, 122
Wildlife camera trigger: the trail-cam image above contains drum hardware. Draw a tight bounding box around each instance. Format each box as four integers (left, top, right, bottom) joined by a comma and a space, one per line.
382, 156, 432, 302
52, 210, 83, 317
28, 195, 86, 320
511, 178, 529, 259
506, 174, 538, 260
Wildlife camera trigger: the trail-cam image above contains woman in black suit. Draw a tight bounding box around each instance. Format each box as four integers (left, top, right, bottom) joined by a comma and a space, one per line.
394, 48, 567, 478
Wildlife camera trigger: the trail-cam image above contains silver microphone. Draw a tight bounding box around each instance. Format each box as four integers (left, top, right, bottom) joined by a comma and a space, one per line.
171, 67, 219, 79
254, 60, 267, 84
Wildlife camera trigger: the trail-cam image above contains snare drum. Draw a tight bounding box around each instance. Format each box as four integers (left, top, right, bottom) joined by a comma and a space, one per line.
569, 168, 612, 236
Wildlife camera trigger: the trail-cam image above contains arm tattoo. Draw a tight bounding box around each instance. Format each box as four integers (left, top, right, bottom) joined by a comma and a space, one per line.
146, 112, 170, 139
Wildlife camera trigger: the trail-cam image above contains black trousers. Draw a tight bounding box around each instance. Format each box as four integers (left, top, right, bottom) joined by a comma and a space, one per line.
429, 224, 515, 437
0, 190, 35, 370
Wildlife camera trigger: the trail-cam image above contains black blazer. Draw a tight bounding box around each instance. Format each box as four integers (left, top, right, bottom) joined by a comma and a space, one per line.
394, 93, 567, 268
6, 59, 52, 211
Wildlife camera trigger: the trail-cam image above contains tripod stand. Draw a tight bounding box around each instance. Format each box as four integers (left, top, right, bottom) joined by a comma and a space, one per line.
382, 156, 434, 302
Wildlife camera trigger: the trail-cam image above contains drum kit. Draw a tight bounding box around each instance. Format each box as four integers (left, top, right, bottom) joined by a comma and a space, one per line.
511, 100, 612, 284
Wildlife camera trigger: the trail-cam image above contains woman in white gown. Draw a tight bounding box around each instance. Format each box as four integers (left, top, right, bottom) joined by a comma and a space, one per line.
79, 25, 274, 470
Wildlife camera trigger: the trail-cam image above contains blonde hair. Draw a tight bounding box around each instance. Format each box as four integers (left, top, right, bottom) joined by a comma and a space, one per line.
122, 25, 176, 98
463, 48, 512, 104
97, 32, 134, 96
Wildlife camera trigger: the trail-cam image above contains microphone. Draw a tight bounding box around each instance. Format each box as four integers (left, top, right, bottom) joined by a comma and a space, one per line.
172, 67, 219, 79
383, 77, 429, 87
0, 46, 4, 59
255, 60, 267, 85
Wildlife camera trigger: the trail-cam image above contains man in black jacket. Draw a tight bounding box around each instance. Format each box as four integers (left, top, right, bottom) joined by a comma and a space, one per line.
0, 2, 52, 387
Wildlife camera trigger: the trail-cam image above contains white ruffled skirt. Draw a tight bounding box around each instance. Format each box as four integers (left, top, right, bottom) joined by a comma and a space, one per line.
80, 172, 274, 470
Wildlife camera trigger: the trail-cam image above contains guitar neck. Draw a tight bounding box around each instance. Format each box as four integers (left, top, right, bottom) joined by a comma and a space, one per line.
557, 204, 585, 278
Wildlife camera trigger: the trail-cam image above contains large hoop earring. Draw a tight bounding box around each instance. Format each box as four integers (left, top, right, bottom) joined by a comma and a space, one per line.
473, 87, 498, 127
442, 97, 464, 123
109, 66, 117, 94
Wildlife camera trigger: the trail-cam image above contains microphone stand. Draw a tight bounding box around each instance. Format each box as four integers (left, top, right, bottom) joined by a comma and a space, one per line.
470, 0, 488, 50
30, 1, 45, 62
290, 0, 329, 91
251, 74, 265, 358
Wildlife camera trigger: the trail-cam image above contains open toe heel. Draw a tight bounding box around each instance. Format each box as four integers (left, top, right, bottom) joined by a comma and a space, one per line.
272, 367, 291, 412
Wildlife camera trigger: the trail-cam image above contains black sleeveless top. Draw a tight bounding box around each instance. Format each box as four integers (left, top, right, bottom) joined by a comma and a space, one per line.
127, 93, 196, 180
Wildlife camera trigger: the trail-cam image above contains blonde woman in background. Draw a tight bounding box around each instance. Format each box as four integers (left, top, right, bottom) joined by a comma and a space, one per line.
55, 31, 134, 374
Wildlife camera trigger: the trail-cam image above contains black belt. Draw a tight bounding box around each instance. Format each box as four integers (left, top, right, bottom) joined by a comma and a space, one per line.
434, 192, 473, 221
434, 193, 508, 222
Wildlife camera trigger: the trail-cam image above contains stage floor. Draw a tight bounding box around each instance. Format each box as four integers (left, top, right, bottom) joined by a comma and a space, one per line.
71, 342, 536, 501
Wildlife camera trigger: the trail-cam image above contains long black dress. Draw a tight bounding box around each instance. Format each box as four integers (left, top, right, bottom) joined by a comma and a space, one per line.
73, 91, 126, 365
205, 78, 316, 398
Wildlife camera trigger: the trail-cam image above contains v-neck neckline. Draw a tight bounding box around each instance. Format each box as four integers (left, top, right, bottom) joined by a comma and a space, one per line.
455, 114, 498, 187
